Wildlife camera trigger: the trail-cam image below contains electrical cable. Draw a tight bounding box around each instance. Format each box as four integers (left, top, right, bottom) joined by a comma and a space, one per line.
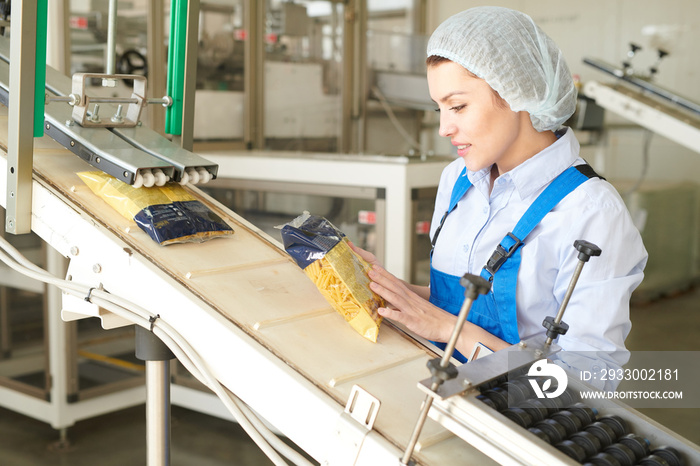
0, 236, 316, 466
371, 84, 422, 152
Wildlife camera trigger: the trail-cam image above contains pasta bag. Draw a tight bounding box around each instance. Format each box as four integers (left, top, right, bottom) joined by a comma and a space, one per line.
77, 171, 233, 245
279, 213, 384, 342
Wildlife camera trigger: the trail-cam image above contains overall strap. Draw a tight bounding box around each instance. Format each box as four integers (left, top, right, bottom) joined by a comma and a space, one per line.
481, 164, 600, 281
431, 168, 472, 248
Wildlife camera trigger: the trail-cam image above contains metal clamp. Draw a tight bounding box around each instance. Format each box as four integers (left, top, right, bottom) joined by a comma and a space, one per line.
71, 73, 148, 128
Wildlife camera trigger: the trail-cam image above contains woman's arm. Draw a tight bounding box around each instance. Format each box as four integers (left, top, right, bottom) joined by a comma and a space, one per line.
368, 264, 509, 354
351, 241, 511, 357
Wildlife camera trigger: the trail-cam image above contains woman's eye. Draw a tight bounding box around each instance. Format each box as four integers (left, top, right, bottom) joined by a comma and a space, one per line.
449, 105, 466, 112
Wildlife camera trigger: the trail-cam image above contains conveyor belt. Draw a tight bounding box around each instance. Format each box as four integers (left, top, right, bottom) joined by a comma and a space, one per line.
0, 107, 493, 464
583, 58, 700, 117
2, 54, 699, 464
5, 115, 698, 465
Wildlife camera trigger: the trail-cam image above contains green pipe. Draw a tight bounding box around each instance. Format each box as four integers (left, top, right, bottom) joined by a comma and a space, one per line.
34, 0, 48, 137
165, 0, 188, 135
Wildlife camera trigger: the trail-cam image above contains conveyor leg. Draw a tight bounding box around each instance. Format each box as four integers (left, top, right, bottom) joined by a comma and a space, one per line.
135, 326, 175, 466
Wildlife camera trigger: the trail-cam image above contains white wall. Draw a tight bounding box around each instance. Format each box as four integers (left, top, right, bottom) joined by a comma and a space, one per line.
427, 0, 700, 183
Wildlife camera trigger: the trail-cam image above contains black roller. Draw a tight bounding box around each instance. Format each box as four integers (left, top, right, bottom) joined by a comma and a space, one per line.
557, 389, 578, 407
585, 451, 623, 466
539, 397, 564, 415
476, 394, 498, 410
502, 407, 533, 428
500, 379, 532, 405
518, 399, 549, 423
638, 454, 672, 466
556, 439, 588, 462
570, 431, 603, 458
598, 414, 628, 438
550, 410, 583, 437
651, 446, 684, 466
483, 386, 509, 411
567, 402, 598, 425
603, 443, 637, 466
584, 421, 617, 448
527, 426, 551, 444
533, 418, 567, 444
617, 433, 650, 460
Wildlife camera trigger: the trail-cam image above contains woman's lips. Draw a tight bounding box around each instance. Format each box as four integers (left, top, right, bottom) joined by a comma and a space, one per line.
456, 144, 471, 157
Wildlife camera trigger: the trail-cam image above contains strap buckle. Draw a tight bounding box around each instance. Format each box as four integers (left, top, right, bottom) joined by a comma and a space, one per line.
484, 232, 522, 277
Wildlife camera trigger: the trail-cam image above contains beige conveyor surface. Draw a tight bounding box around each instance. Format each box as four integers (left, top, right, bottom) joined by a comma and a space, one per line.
0, 110, 493, 464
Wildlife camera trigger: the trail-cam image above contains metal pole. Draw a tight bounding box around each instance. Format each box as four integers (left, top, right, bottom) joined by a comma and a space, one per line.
7, 0, 38, 235
400, 294, 476, 465
146, 359, 171, 466
46, 246, 73, 431
243, 0, 265, 150
105, 0, 118, 75
46, 0, 71, 75
340, 0, 355, 153
400, 275, 491, 464
543, 240, 601, 347
147, 0, 166, 134
552, 260, 584, 327
354, 0, 368, 153
179, 0, 200, 151
136, 326, 174, 466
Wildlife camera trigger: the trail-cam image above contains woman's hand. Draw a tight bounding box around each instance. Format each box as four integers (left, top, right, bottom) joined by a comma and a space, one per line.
350, 241, 453, 341
348, 241, 382, 268
350, 241, 509, 354
366, 263, 456, 343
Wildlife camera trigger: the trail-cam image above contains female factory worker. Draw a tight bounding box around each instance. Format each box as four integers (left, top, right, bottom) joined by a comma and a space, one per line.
353, 6, 647, 372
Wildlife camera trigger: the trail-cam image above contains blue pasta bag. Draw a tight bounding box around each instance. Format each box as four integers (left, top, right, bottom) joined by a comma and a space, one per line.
78, 171, 233, 245
279, 212, 384, 342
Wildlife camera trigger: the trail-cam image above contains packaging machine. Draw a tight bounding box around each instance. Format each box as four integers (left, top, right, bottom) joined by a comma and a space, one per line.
2, 120, 699, 464
1, 4, 700, 466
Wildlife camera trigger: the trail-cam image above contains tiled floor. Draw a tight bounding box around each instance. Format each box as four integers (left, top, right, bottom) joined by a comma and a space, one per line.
0, 288, 698, 465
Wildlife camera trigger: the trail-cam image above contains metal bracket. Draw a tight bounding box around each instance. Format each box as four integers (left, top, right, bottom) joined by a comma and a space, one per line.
468, 342, 494, 361
419, 335, 562, 401
323, 385, 381, 466
71, 73, 147, 128
345, 384, 380, 430
61, 254, 131, 329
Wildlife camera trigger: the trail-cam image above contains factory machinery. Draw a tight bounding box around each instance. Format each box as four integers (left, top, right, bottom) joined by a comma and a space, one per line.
581, 44, 700, 155
2, 113, 699, 465
1, 7, 700, 466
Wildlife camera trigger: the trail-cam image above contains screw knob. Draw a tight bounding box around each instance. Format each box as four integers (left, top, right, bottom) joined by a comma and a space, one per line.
460, 274, 492, 300
573, 240, 602, 262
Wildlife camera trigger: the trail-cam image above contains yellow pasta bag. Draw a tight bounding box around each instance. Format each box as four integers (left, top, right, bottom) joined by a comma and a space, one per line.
78, 171, 233, 245
279, 212, 383, 342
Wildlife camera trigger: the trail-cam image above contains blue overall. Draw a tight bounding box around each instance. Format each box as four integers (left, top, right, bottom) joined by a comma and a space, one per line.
429, 164, 598, 362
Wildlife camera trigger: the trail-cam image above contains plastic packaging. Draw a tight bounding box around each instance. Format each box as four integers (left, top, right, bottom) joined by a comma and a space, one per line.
279, 212, 384, 342
78, 171, 234, 246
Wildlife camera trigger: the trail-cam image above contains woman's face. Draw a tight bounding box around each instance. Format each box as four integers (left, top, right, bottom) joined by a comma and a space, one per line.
427, 61, 528, 174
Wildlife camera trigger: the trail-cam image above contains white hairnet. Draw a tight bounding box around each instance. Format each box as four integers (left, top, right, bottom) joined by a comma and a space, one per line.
426, 6, 576, 132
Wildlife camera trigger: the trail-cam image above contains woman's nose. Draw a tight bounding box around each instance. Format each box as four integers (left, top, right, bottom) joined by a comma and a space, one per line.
438, 113, 455, 138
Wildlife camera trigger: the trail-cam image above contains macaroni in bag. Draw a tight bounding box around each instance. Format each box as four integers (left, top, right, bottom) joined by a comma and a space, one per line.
279, 212, 384, 342
78, 171, 233, 245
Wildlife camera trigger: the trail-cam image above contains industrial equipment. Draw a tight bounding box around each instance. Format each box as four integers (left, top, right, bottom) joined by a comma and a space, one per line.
582, 51, 700, 299
582, 56, 700, 155
3, 134, 699, 463
1, 3, 700, 466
